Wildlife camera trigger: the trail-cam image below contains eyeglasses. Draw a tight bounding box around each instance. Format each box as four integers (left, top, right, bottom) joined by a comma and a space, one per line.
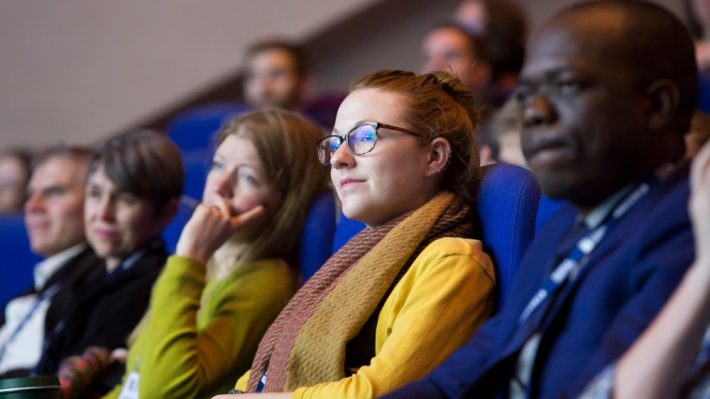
316, 121, 422, 166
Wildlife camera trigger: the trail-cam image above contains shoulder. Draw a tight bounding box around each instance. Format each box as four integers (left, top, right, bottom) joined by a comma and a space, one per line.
216, 258, 297, 303
407, 237, 495, 284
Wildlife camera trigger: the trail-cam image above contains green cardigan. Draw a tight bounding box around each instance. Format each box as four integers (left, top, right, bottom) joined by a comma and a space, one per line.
104, 255, 296, 399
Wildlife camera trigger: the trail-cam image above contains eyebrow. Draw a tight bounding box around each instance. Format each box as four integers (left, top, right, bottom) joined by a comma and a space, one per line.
332, 120, 373, 135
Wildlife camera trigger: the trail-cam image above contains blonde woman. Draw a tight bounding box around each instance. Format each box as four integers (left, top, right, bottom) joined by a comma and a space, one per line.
93, 110, 328, 398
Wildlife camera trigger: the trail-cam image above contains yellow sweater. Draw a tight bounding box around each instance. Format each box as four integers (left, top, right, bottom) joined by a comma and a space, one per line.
235, 237, 496, 398
104, 255, 296, 399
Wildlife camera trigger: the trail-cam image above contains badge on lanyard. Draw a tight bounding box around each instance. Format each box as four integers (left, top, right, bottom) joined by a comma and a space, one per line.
118, 371, 140, 399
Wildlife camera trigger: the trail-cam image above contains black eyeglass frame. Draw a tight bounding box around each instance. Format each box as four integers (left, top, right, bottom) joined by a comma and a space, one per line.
316, 121, 423, 166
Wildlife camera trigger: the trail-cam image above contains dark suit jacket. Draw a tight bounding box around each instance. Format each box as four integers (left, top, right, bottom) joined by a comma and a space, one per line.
0, 246, 103, 332
384, 164, 695, 399
0, 246, 103, 378
34, 242, 166, 374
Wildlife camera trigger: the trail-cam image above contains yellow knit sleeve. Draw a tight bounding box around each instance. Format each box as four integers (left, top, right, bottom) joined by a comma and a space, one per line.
292, 237, 495, 399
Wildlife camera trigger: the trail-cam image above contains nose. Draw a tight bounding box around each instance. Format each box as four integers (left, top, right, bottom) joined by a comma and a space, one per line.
96, 195, 115, 221
25, 192, 43, 213
522, 93, 557, 129
330, 140, 355, 170
213, 170, 234, 199
424, 55, 446, 73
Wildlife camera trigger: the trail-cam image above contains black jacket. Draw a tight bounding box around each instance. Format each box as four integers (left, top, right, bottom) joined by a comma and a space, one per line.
35, 241, 166, 374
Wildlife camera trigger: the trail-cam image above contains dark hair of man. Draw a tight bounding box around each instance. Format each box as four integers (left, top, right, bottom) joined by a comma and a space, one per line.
87, 130, 184, 216
559, 0, 698, 135
244, 39, 308, 79
477, 0, 528, 77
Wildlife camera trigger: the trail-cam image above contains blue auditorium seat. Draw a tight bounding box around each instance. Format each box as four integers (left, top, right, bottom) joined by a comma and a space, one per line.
161, 196, 199, 254
477, 163, 540, 308
298, 192, 338, 281
0, 213, 41, 308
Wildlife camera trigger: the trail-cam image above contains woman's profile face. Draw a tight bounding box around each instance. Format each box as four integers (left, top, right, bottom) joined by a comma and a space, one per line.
330, 88, 437, 226
203, 134, 282, 239
84, 167, 163, 268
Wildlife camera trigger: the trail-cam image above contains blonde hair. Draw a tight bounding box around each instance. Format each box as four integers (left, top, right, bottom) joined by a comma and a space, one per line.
350, 70, 482, 204
207, 109, 329, 279
130, 109, 328, 343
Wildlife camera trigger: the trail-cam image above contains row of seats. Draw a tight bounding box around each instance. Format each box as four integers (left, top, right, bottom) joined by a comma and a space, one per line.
0, 103, 566, 313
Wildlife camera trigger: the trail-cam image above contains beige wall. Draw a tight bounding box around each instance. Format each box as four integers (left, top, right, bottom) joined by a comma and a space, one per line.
0, 0, 378, 149
0, 0, 685, 149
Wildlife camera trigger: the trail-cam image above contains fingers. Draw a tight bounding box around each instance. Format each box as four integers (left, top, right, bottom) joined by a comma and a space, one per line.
229, 204, 266, 231
111, 348, 128, 363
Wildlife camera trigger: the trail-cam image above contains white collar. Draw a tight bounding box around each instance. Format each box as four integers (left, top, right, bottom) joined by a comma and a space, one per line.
34, 243, 87, 291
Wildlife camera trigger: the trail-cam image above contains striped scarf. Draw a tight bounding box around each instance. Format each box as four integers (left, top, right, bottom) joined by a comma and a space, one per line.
246, 192, 473, 392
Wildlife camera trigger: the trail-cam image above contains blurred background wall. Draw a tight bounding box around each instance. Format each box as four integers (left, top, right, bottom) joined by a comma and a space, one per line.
0, 0, 683, 149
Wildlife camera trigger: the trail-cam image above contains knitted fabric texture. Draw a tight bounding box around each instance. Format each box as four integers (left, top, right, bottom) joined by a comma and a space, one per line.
247, 192, 473, 392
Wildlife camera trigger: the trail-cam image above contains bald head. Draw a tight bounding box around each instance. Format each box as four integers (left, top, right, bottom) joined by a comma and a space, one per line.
544, 0, 698, 133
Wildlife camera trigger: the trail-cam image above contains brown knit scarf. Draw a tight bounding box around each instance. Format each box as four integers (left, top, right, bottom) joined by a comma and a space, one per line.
246, 192, 473, 392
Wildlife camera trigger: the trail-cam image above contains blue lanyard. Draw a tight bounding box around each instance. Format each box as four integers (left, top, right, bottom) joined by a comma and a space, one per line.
0, 284, 60, 361
517, 180, 653, 326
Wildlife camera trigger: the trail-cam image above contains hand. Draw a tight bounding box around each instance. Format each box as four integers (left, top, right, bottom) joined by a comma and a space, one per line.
110, 348, 128, 363
690, 140, 710, 264
176, 198, 266, 264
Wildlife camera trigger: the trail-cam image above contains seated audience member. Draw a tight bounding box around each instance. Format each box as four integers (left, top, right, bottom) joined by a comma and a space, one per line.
215, 70, 496, 399
0, 147, 102, 376
579, 138, 710, 399
422, 23, 498, 165
85, 110, 328, 399
0, 149, 31, 214
242, 40, 309, 111
384, 1, 698, 398
422, 23, 494, 106
453, 0, 527, 100
34, 130, 183, 376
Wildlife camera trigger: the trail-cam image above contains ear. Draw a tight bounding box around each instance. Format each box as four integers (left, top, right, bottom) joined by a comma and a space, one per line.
425, 137, 452, 177
646, 79, 680, 132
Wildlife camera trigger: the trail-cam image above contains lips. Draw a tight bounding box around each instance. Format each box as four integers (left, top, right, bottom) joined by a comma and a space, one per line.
25, 218, 49, 232
339, 177, 366, 191
92, 227, 117, 240
524, 135, 573, 167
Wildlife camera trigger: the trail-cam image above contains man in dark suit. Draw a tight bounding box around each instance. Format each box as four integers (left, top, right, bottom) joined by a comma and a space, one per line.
384, 1, 698, 398
0, 147, 103, 376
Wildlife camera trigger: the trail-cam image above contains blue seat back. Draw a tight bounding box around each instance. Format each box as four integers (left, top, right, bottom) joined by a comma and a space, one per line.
167, 103, 251, 199
298, 192, 338, 281
477, 164, 540, 308
330, 214, 366, 254
161, 196, 199, 254
0, 214, 40, 308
